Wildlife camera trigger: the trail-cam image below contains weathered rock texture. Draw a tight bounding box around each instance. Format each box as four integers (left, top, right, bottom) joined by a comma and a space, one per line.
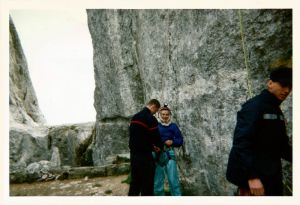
87, 9, 292, 195
48, 123, 95, 167
9, 17, 46, 127
9, 121, 97, 183
9, 17, 50, 182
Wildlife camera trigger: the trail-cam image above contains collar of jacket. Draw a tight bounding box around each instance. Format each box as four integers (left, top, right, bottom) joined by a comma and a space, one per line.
159, 119, 172, 126
261, 89, 282, 106
143, 107, 151, 114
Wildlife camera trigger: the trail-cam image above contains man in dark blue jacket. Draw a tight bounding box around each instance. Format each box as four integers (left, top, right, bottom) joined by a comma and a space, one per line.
226, 66, 292, 196
128, 99, 163, 196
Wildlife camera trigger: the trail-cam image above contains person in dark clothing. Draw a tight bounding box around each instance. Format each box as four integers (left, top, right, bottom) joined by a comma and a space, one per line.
128, 99, 163, 196
226, 66, 292, 196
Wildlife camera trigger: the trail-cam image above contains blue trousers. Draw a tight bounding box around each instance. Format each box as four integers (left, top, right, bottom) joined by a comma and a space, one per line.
154, 150, 182, 196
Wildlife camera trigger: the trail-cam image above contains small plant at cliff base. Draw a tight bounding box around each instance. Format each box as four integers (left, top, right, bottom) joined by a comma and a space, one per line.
105, 189, 113, 195
121, 172, 131, 184
93, 183, 102, 188
283, 180, 292, 195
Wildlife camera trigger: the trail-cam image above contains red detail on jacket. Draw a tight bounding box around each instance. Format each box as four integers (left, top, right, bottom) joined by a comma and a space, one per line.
130, 120, 158, 131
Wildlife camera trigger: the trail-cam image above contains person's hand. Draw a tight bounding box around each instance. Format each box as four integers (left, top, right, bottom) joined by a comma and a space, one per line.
165, 140, 173, 147
248, 178, 265, 196
153, 146, 161, 153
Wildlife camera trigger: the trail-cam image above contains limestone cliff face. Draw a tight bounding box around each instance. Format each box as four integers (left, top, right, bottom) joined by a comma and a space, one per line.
87, 9, 292, 195
9, 17, 50, 179
9, 17, 46, 127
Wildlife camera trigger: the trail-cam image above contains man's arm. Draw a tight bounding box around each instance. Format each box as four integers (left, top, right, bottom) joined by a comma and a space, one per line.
172, 124, 183, 147
234, 101, 265, 195
149, 117, 163, 151
233, 102, 260, 179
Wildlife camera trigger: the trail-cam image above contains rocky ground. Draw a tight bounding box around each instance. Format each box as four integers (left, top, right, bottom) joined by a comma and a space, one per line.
10, 174, 129, 196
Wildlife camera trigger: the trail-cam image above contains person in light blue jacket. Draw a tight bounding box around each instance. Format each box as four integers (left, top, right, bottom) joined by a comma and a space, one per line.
153, 104, 183, 196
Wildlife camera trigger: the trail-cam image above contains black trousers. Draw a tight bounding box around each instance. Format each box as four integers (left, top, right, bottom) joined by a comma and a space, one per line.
262, 175, 283, 196
128, 153, 155, 196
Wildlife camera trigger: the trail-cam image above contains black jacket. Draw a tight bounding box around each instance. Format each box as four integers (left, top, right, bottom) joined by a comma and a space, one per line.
226, 89, 292, 189
129, 107, 163, 156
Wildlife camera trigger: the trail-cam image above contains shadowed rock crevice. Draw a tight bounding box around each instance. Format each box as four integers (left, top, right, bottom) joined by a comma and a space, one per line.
75, 125, 96, 166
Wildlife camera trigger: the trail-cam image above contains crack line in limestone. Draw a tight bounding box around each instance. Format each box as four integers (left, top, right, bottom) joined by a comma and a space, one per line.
134, 11, 147, 104
130, 11, 145, 106
168, 11, 179, 123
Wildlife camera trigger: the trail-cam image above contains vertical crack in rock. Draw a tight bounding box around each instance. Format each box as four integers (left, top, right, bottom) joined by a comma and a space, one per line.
131, 11, 146, 104
167, 10, 180, 123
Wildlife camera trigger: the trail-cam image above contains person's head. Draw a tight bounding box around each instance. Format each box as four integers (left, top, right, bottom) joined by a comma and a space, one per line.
159, 104, 171, 123
146, 99, 161, 114
267, 66, 292, 101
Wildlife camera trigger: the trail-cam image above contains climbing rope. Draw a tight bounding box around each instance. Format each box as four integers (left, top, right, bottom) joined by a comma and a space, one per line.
282, 178, 293, 195
238, 10, 254, 98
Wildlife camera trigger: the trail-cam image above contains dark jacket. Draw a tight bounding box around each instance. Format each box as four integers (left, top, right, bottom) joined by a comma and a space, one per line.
129, 107, 163, 156
226, 89, 292, 190
158, 122, 183, 147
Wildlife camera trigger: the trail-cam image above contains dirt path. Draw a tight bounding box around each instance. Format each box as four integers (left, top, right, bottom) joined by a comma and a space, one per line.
10, 175, 129, 196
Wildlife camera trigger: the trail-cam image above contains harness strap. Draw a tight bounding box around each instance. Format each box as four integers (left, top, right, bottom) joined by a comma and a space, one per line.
165, 150, 171, 160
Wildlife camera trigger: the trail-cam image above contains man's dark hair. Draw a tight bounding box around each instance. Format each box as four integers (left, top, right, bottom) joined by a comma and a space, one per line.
270, 66, 292, 88
147, 99, 161, 108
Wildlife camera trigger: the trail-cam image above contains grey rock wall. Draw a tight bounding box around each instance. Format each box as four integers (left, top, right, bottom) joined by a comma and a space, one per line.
91, 120, 130, 165
9, 125, 50, 181
10, 122, 96, 183
87, 9, 292, 195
